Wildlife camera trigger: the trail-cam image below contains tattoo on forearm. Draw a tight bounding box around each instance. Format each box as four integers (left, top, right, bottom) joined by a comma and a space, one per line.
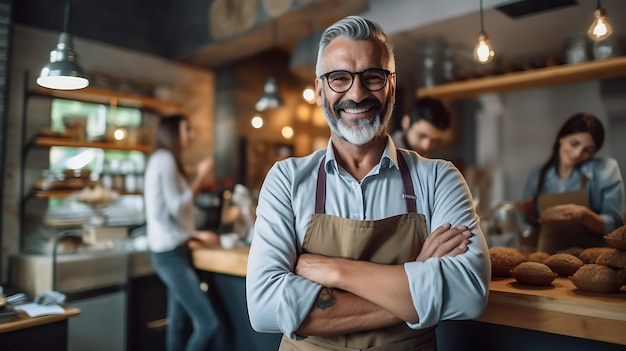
315, 288, 336, 310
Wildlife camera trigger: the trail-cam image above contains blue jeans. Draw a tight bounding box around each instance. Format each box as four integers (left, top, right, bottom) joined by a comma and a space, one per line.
152, 245, 219, 351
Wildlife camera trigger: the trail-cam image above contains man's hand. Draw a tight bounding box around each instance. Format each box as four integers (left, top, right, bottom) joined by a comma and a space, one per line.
416, 223, 470, 262
295, 253, 341, 288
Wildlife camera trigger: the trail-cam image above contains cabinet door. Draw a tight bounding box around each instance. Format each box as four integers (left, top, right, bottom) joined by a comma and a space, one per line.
128, 274, 167, 351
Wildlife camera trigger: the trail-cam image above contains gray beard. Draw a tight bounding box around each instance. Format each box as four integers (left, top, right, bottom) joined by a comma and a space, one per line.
322, 92, 393, 146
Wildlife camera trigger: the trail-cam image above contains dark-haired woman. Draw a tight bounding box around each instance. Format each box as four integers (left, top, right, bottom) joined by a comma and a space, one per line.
518, 113, 624, 254
144, 115, 220, 351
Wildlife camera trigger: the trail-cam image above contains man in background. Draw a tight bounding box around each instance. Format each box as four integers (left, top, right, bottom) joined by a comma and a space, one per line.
392, 96, 451, 156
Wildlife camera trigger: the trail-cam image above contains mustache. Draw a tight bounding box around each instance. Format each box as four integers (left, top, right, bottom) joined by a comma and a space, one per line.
334, 98, 382, 114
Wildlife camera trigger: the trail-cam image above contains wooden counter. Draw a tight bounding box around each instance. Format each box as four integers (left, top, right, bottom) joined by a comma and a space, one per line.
0, 306, 80, 334
191, 247, 626, 346
190, 245, 281, 351
1, 306, 80, 351
191, 245, 249, 277
477, 277, 626, 345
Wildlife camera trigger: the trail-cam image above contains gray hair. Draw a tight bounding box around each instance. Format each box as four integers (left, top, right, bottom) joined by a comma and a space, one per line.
315, 16, 395, 77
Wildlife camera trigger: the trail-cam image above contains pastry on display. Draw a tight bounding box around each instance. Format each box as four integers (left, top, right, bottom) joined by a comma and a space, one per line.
605, 225, 626, 250
579, 247, 612, 264
527, 252, 550, 263
543, 253, 583, 276
570, 264, 624, 293
511, 262, 558, 286
489, 247, 526, 277
606, 225, 626, 240
596, 248, 626, 270
73, 185, 119, 208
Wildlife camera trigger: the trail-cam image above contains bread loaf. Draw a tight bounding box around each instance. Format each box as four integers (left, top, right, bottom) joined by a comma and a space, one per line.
489, 247, 526, 277
544, 253, 583, 276
570, 264, 623, 293
511, 262, 557, 286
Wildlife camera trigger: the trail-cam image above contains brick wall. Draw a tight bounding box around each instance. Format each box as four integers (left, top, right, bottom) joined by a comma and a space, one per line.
1, 25, 214, 282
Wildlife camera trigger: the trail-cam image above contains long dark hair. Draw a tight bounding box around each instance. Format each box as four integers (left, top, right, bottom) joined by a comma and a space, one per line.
154, 114, 187, 177
533, 113, 605, 206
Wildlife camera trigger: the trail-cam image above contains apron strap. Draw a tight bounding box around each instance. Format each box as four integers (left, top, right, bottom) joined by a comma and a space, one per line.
396, 150, 417, 213
315, 157, 327, 214
314, 151, 416, 214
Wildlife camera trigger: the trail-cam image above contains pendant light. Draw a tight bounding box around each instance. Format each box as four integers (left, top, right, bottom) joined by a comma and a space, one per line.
301, 22, 317, 104
587, 0, 613, 41
473, 0, 495, 64
37, 0, 89, 90
255, 20, 283, 111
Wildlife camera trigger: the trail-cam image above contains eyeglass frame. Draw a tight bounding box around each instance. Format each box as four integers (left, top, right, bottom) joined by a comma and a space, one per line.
318, 68, 394, 93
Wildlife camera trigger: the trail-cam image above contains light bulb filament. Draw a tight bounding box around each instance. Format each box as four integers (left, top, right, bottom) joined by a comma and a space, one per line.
587, 8, 613, 41
474, 33, 494, 64
592, 19, 608, 37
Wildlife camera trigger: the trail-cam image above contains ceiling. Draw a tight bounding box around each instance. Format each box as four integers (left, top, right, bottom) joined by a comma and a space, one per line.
389, 0, 626, 88
14, 0, 626, 87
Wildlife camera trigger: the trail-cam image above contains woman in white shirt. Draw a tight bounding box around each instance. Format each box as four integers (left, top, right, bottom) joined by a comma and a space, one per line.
144, 115, 220, 351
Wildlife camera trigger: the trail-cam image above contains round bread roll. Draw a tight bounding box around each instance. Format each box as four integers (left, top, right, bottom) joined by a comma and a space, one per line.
606, 225, 626, 240
527, 252, 550, 263
544, 253, 583, 276
605, 225, 626, 250
489, 247, 526, 277
579, 247, 612, 264
596, 248, 626, 270
570, 264, 623, 293
511, 262, 557, 286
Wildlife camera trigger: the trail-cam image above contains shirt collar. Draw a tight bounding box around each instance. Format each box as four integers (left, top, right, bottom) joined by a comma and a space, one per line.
546, 159, 595, 181
578, 159, 596, 179
323, 135, 399, 173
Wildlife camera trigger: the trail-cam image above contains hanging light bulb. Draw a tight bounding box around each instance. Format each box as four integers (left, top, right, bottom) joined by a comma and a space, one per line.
256, 20, 283, 111
37, 0, 89, 90
587, 0, 613, 41
474, 32, 495, 64
474, 0, 495, 64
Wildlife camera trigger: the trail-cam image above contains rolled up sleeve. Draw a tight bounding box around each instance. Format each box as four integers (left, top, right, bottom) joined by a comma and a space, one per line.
246, 162, 322, 338
404, 161, 491, 329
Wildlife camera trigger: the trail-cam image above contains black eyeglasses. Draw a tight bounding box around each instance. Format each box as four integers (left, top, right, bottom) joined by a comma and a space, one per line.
318, 68, 393, 93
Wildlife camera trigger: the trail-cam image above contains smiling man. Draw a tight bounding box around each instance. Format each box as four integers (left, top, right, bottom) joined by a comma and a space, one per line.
392, 96, 451, 157
246, 16, 490, 351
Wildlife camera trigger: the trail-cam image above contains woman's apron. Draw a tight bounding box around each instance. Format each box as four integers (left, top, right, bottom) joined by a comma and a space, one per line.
279, 151, 436, 351
536, 177, 603, 253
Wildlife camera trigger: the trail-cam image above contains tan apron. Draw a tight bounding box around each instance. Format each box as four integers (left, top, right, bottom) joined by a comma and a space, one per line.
537, 177, 603, 253
279, 151, 436, 351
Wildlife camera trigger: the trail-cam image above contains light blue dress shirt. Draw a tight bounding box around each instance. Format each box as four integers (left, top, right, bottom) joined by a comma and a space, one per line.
246, 136, 491, 339
521, 158, 625, 234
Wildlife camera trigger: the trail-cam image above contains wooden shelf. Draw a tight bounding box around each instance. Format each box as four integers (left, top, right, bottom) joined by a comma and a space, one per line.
33, 137, 152, 153
30, 86, 182, 114
418, 56, 626, 100
34, 190, 143, 199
